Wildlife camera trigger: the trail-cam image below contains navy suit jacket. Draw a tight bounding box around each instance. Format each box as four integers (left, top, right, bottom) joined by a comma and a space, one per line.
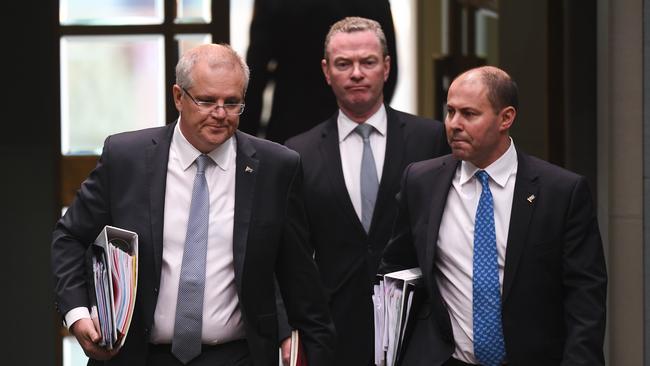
380, 151, 607, 366
52, 123, 336, 366
285, 106, 449, 365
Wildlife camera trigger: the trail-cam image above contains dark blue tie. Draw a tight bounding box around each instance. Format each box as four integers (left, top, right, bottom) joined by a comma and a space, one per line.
172, 154, 211, 364
472, 170, 506, 366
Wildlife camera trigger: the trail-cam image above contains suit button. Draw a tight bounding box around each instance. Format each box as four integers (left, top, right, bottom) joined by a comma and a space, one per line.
144, 327, 150, 335
153, 287, 159, 294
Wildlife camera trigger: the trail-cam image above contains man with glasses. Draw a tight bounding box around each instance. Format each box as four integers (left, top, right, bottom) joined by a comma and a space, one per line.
52, 43, 335, 366
284, 17, 449, 365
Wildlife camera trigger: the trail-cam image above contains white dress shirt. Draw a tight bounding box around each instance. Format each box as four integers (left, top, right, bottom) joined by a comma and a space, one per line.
338, 105, 387, 222
435, 139, 517, 363
150, 122, 244, 344
64, 123, 246, 344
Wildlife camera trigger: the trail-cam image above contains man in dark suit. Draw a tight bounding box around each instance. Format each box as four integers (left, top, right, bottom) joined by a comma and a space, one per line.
239, 0, 398, 143
379, 66, 607, 366
51, 44, 335, 366
285, 17, 449, 366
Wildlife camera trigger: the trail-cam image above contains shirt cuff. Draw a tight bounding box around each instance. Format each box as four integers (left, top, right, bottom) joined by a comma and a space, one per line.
64, 307, 91, 330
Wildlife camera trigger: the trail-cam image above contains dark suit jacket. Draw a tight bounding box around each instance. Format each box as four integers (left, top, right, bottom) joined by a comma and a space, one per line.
51, 123, 336, 366
239, 0, 398, 143
285, 106, 449, 365
379, 151, 607, 366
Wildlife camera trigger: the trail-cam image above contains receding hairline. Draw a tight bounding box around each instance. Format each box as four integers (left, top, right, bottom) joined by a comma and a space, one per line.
452, 66, 518, 112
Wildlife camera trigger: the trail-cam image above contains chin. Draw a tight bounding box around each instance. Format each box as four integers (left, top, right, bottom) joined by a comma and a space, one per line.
451, 150, 469, 161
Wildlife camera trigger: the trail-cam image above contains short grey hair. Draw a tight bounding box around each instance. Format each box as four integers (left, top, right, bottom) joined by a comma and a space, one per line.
175, 43, 250, 95
323, 17, 388, 61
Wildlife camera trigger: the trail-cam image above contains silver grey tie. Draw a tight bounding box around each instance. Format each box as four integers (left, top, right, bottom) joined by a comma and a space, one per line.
355, 124, 379, 233
172, 154, 211, 364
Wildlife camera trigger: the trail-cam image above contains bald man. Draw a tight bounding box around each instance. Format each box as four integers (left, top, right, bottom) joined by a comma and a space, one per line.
379, 66, 606, 366
52, 44, 335, 366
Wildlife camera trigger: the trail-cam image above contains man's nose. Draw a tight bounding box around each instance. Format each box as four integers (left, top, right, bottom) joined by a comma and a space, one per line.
350, 63, 364, 80
209, 105, 228, 118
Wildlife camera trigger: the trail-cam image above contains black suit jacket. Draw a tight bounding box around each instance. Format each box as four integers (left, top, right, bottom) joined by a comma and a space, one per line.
239, 0, 398, 143
51, 123, 336, 366
380, 151, 607, 366
285, 106, 449, 365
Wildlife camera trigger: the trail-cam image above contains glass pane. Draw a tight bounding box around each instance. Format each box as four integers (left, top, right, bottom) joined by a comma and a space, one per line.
389, 0, 417, 114
229, 0, 254, 57
176, 34, 212, 59
475, 8, 499, 65
176, 0, 211, 24
60, 0, 163, 25
60, 35, 165, 155
63, 335, 87, 366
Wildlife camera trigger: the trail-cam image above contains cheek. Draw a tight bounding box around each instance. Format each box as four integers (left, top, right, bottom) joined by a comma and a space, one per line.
229, 118, 240, 130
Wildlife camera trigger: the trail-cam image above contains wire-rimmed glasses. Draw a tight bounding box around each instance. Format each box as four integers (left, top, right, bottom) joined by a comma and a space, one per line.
181, 87, 245, 115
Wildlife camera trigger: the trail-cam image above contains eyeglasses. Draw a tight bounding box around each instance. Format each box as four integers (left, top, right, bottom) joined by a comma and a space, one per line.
181, 87, 245, 115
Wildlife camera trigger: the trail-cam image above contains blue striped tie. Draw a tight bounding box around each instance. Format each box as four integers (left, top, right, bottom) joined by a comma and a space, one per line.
472, 170, 506, 366
172, 154, 211, 364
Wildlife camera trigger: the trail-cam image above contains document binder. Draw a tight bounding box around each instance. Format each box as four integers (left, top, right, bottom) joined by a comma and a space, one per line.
87, 225, 138, 350
373, 267, 423, 366
289, 329, 307, 366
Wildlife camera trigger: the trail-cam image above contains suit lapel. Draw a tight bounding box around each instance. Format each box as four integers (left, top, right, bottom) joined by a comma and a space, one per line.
371, 106, 405, 234
318, 114, 366, 234
232, 131, 259, 291
423, 156, 458, 281
146, 122, 175, 286
502, 151, 539, 302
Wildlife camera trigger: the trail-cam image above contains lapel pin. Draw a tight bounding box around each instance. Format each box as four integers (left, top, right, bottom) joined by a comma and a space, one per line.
245, 166, 254, 173
527, 194, 536, 203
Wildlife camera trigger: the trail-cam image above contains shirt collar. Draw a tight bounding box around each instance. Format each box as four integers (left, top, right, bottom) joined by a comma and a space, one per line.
173, 121, 235, 172
337, 104, 387, 142
459, 137, 518, 187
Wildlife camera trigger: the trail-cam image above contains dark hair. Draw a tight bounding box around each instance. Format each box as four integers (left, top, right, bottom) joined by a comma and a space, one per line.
479, 67, 519, 113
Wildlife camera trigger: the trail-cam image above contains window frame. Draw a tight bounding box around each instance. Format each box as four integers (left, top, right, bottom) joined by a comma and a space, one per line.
57, 0, 229, 208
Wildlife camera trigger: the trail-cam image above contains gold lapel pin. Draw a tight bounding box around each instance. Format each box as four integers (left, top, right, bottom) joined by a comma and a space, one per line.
245, 166, 254, 173
527, 194, 536, 203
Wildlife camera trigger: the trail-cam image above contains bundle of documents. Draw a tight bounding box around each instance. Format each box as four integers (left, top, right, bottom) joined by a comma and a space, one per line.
372, 268, 422, 366
88, 225, 138, 350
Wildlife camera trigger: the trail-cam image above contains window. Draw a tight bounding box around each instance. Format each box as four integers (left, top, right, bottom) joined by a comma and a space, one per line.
57, 0, 230, 208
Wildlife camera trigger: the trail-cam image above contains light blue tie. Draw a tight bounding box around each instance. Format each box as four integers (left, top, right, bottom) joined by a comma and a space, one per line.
472, 170, 506, 366
172, 154, 211, 364
355, 123, 379, 233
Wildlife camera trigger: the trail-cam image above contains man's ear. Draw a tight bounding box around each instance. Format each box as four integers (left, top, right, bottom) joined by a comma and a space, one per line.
321, 59, 331, 85
499, 106, 516, 131
383, 55, 390, 82
173, 85, 184, 112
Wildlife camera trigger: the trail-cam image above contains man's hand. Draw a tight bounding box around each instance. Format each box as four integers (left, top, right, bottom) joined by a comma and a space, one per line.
280, 336, 292, 366
69, 318, 119, 360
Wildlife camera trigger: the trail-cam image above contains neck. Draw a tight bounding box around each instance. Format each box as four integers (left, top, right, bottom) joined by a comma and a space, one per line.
339, 100, 383, 123
473, 136, 511, 169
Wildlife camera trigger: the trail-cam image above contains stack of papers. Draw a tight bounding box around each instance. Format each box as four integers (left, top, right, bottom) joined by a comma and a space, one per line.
289, 329, 307, 366
373, 268, 422, 366
89, 226, 138, 350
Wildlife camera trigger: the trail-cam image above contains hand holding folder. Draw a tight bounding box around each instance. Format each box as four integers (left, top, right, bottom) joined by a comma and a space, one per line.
373, 268, 422, 366
87, 226, 139, 350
